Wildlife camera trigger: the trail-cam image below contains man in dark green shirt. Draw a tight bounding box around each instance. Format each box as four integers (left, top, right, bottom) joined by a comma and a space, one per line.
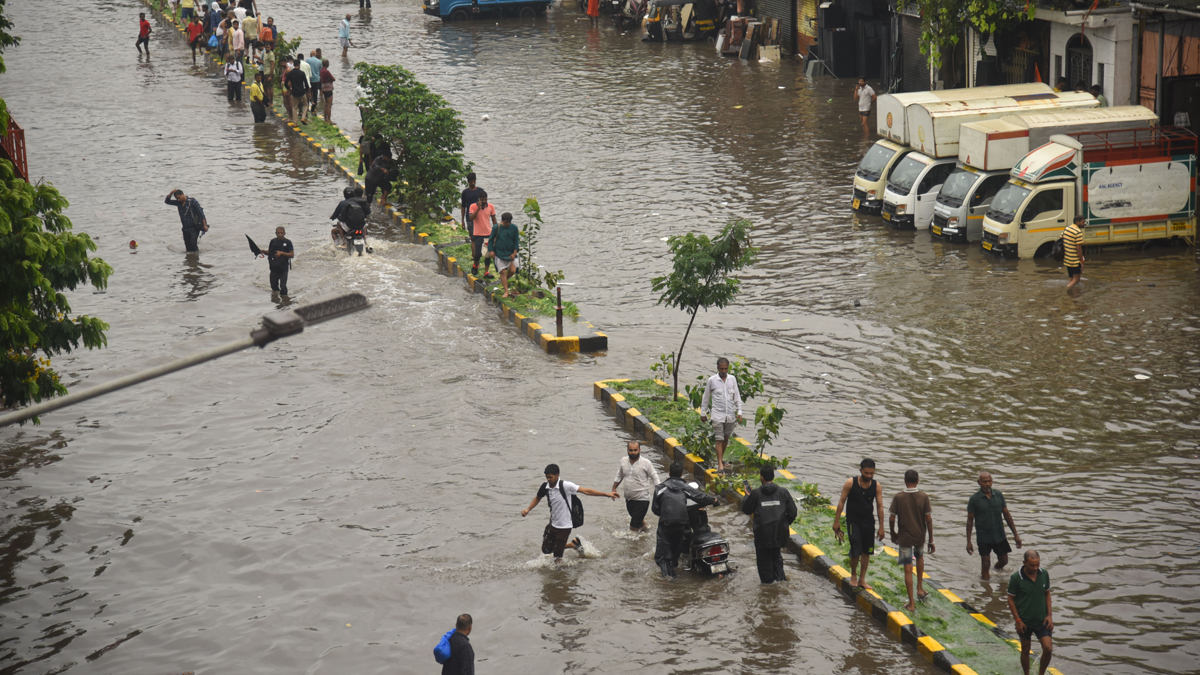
1007, 549, 1053, 675
487, 211, 520, 298
966, 471, 1022, 579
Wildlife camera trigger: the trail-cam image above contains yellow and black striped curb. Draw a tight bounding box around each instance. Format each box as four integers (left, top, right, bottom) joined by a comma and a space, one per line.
140, 0, 608, 356
592, 378, 1064, 675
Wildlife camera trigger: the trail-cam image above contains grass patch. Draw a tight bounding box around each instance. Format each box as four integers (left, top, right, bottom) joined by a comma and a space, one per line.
413, 213, 468, 246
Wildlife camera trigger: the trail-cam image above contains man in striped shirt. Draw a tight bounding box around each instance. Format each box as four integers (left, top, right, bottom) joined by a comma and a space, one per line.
1063, 215, 1084, 289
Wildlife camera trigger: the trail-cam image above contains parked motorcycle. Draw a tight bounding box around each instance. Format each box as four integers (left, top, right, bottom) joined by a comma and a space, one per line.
615, 0, 645, 29
681, 483, 732, 575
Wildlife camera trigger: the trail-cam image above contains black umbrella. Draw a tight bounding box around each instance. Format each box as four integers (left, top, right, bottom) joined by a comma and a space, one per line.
246, 234, 266, 258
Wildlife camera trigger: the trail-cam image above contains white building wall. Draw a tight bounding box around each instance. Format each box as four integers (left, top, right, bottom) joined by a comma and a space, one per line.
1044, 9, 1133, 106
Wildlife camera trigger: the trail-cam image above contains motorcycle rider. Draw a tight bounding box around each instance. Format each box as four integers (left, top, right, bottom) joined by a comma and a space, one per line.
330, 186, 371, 245
741, 466, 798, 583
652, 462, 716, 578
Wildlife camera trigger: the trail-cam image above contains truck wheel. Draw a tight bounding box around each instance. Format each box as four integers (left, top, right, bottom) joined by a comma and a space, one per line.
519, 5, 536, 17
1033, 242, 1055, 259
449, 8, 470, 20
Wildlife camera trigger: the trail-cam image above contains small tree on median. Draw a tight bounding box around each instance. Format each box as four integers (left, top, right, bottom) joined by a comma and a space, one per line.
650, 219, 757, 400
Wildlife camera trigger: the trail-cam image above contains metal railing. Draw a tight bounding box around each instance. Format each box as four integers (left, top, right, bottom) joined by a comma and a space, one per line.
1073, 126, 1199, 163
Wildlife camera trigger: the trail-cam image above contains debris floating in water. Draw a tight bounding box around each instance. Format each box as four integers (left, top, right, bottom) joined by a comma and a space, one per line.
1134, 374, 1151, 380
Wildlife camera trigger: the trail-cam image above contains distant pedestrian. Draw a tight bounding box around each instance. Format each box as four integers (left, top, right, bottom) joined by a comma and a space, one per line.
242, 12, 258, 62
741, 466, 797, 584
854, 77, 876, 134
888, 469, 934, 612
699, 357, 742, 474
224, 58, 244, 102
239, 0, 258, 18
487, 212, 520, 297
267, 226, 293, 296
169, 0, 180, 22
230, 20, 245, 63
319, 58, 335, 123
833, 458, 885, 590
520, 464, 616, 563
186, 15, 205, 63
1007, 550, 1054, 675
260, 42, 275, 105
1053, 76, 1068, 93
286, 55, 310, 123
460, 173, 481, 232
611, 440, 661, 531
136, 13, 152, 56
1063, 214, 1084, 289
262, 16, 277, 43
966, 471, 1022, 580
467, 191, 497, 278
1089, 84, 1108, 107
182, 0, 196, 21
441, 614, 474, 675
652, 462, 716, 578
164, 189, 208, 253
340, 14, 354, 56
250, 72, 266, 122
360, 0, 372, 8
364, 153, 392, 206
306, 50, 323, 115
232, 2, 247, 22
586, 0, 599, 27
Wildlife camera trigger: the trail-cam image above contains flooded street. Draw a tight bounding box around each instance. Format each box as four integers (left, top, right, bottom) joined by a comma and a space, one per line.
1, 1, 1198, 674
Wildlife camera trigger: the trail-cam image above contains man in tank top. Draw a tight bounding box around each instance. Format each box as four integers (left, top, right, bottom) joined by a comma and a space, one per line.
833, 458, 885, 590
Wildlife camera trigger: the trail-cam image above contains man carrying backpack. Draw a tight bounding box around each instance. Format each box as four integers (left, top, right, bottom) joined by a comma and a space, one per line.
439, 614, 474, 675
329, 186, 370, 243
521, 464, 616, 563
652, 462, 717, 578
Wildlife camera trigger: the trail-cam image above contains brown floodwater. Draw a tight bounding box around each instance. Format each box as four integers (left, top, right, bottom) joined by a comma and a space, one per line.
1, 1, 1197, 674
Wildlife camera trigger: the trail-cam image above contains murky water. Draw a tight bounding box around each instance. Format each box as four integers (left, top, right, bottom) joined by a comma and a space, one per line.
1, 1, 1198, 674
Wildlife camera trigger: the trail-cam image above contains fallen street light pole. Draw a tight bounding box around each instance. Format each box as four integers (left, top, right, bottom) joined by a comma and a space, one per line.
0, 293, 371, 428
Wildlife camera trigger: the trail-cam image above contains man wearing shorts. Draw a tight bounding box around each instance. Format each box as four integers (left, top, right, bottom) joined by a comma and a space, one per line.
699, 357, 743, 474
854, 77, 875, 134
966, 470, 1022, 579
487, 212, 520, 298
1007, 550, 1054, 675
340, 14, 354, 57
889, 469, 934, 612
521, 464, 616, 563
1063, 214, 1084, 289
833, 458, 885, 590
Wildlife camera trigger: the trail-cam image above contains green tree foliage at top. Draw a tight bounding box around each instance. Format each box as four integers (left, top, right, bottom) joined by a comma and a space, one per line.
651, 220, 758, 400
915, 0, 1034, 73
353, 63, 470, 216
0, 0, 112, 417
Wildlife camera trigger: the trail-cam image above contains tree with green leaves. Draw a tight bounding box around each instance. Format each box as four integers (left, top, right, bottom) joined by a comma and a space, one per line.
915, 0, 1034, 79
0, 0, 112, 418
651, 219, 757, 400
353, 63, 470, 217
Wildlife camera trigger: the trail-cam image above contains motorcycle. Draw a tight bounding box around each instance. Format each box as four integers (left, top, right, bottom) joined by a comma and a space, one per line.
336, 223, 373, 257
615, 0, 644, 29
681, 483, 732, 575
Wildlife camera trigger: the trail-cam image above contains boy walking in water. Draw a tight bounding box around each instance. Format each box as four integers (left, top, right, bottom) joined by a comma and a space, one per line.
136, 13, 152, 56
889, 469, 934, 612
833, 459, 885, 589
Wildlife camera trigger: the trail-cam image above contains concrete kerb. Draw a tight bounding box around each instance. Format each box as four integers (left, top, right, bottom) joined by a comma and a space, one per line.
139, 1, 607, 356
592, 379, 1066, 675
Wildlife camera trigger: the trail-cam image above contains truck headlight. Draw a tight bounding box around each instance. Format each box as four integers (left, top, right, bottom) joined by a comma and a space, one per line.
867, 190, 876, 200
895, 204, 907, 214
947, 216, 958, 225
998, 232, 1010, 244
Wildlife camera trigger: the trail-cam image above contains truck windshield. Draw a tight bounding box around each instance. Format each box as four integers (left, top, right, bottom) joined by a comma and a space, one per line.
856, 144, 898, 182
936, 169, 977, 209
986, 183, 1031, 224
886, 156, 926, 195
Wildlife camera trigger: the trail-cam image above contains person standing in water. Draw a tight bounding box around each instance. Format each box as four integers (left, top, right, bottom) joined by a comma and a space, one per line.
267, 226, 293, 296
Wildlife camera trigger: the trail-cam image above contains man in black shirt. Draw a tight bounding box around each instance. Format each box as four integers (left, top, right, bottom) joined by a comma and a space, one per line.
652, 462, 716, 578
364, 153, 392, 205
460, 172, 481, 232
285, 56, 309, 123
164, 188, 208, 252
832, 458, 885, 590
442, 613, 475, 675
741, 466, 798, 584
266, 226, 293, 295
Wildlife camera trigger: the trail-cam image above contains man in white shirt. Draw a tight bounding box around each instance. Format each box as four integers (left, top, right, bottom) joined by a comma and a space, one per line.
612, 441, 662, 531
521, 464, 616, 563
700, 357, 743, 474
854, 77, 876, 134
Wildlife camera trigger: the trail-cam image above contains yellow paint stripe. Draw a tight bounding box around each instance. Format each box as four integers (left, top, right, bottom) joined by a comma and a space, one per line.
788, 526, 796, 535
938, 588, 963, 603
916, 635, 945, 658
887, 611, 912, 638
951, 665, 981, 675
801, 544, 824, 561
609, 393, 625, 402
883, 546, 898, 556
777, 469, 795, 479
734, 437, 751, 446
828, 565, 851, 585
971, 613, 996, 627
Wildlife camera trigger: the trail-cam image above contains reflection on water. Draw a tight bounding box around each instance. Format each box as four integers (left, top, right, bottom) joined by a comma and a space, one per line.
178, 253, 214, 301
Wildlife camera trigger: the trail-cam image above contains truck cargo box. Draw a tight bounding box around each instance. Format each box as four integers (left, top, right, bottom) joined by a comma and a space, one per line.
958, 106, 1158, 171
876, 84, 1053, 145
908, 92, 1099, 158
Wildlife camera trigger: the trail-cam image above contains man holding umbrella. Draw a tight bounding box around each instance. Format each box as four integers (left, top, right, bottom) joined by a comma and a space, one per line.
252, 226, 294, 296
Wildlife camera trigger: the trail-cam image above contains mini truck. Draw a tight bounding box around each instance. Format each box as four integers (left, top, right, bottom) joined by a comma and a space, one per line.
853, 84, 1054, 216
423, 0, 551, 20
932, 106, 1158, 243
981, 126, 1198, 259
881, 92, 1099, 230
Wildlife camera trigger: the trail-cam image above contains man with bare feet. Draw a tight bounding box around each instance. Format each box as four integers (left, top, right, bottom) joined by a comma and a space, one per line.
833, 459, 885, 590
966, 471, 1022, 579
889, 469, 934, 612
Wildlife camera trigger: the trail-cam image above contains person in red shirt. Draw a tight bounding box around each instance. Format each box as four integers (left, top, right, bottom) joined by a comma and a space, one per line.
185, 15, 205, 64
468, 191, 498, 278
136, 13, 152, 56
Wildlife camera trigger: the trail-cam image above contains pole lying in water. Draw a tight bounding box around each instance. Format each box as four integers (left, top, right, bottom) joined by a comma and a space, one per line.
0, 293, 371, 428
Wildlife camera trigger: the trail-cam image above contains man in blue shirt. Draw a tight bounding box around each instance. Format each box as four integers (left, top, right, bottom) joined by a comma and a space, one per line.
340, 14, 353, 56
305, 50, 323, 114
164, 188, 208, 252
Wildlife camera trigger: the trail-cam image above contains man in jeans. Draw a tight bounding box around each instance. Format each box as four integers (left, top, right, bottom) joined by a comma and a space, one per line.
224, 58, 244, 102
1007, 550, 1054, 675
164, 189, 208, 253
520, 464, 615, 564
611, 441, 661, 532
888, 469, 934, 612
966, 471, 1022, 579
699, 357, 742, 474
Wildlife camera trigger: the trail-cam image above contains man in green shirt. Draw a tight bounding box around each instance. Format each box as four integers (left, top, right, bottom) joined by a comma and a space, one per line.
260, 45, 275, 107
1007, 549, 1053, 675
487, 212, 520, 298
966, 471, 1022, 579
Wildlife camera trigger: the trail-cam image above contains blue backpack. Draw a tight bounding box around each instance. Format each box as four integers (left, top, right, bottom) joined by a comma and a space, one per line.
433, 628, 456, 664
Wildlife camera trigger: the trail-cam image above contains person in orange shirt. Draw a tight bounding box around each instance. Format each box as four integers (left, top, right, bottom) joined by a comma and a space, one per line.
468, 191, 498, 279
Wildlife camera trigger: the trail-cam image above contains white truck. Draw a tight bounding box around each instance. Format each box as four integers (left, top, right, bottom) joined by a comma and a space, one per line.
932, 106, 1158, 243
881, 92, 1099, 230
981, 127, 1198, 259
852, 84, 1054, 216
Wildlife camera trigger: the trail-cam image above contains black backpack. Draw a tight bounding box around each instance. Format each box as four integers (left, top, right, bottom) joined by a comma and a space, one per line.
344, 200, 366, 229
549, 481, 585, 528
